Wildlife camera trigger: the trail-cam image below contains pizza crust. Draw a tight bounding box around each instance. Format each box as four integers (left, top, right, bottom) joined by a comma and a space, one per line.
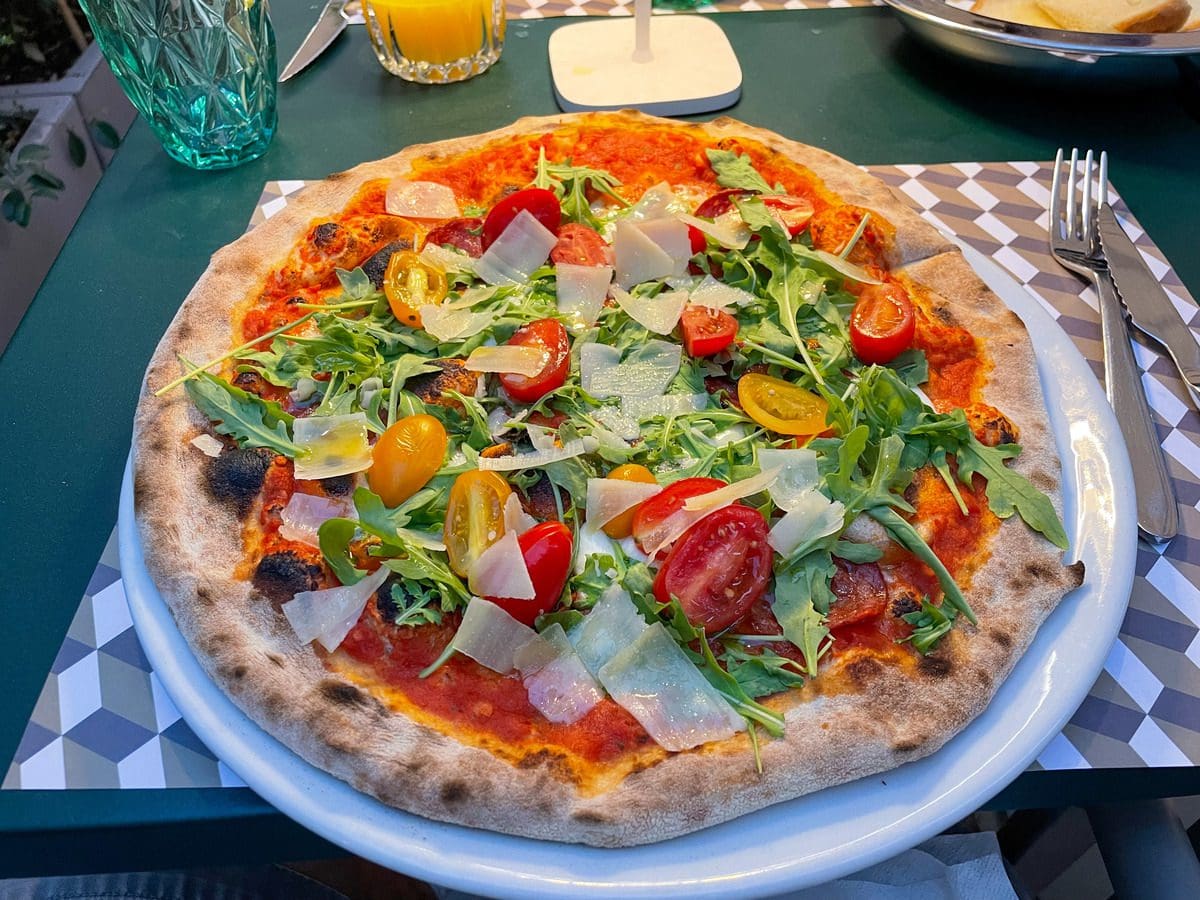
133, 112, 1083, 847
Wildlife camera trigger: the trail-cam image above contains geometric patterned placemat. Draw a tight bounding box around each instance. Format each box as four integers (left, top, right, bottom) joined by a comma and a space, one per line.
7, 160, 1200, 789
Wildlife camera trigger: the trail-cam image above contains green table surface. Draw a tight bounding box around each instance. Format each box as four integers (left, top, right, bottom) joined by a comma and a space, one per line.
3, 1, 1200, 878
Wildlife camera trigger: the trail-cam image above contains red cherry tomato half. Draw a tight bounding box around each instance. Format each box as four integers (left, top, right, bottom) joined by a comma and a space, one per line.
763, 195, 815, 237
680, 305, 738, 357
631, 476, 727, 556
499, 318, 571, 404
485, 521, 573, 626
550, 223, 612, 267
481, 188, 562, 250
849, 283, 916, 365
652, 504, 773, 633
686, 224, 707, 255
825, 559, 889, 630
422, 217, 483, 258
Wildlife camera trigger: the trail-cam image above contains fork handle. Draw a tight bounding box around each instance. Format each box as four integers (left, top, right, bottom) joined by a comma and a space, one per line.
1094, 270, 1179, 542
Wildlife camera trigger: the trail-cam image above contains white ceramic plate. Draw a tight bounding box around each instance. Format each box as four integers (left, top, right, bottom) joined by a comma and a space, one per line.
119, 244, 1135, 898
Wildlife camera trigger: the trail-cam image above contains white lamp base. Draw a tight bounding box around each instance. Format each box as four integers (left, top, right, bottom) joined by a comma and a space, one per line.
548, 16, 742, 116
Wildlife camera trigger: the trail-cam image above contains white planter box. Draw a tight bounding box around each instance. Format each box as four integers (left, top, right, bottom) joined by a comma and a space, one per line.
0, 94, 104, 352
0, 41, 137, 352
0, 43, 136, 168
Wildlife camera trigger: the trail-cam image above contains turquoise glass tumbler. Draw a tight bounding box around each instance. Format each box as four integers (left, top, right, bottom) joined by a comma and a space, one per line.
78, 0, 277, 170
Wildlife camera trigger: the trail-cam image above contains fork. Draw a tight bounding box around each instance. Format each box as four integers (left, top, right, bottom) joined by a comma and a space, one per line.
1049, 148, 1178, 542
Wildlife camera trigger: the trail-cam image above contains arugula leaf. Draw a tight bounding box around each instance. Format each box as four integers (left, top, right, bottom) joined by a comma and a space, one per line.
747, 226, 824, 382
705, 148, 777, 195
532, 149, 629, 230
772, 562, 833, 676
183, 368, 298, 456
721, 642, 806, 698
386, 582, 445, 628
888, 348, 929, 389
536, 609, 585, 633
867, 505, 976, 624
900, 598, 957, 654
334, 267, 377, 301
956, 437, 1069, 550
318, 518, 367, 585
692, 627, 786, 738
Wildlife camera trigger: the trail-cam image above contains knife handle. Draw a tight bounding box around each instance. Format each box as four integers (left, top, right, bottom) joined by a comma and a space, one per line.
1095, 271, 1179, 542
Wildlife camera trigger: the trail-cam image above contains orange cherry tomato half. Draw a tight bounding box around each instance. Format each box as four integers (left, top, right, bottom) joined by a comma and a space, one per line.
737, 373, 829, 437
680, 305, 738, 357
499, 318, 571, 404
443, 470, 512, 577
485, 521, 573, 626
631, 476, 727, 557
367, 414, 448, 507
383, 250, 448, 328
652, 504, 773, 632
848, 283, 916, 365
601, 463, 658, 540
481, 187, 562, 250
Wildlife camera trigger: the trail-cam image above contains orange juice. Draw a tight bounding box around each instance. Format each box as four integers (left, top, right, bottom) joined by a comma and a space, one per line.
364, 0, 505, 82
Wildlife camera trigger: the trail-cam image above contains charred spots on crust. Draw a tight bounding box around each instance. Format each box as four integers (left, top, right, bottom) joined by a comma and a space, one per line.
375, 577, 402, 622
232, 370, 267, 396
406, 359, 479, 411
253, 550, 323, 603
892, 737, 925, 753
311, 221, 343, 249
976, 668, 993, 689
320, 474, 355, 497
918, 655, 952, 679
890, 592, 921, 618
207, 447, 273, 513
441, 781, 469, 804
933, 305, 956, 326
222, 664, 248, 681
988, 627, 1013, 649
267, 653, 285, 668
967, 404, 1019, 447
195, 586, 216, 607
319, 679, 371, 708
572, 811, 608, 826
177, 321, 193, 342
846, 657, 882, 688
361, 240, 414, 289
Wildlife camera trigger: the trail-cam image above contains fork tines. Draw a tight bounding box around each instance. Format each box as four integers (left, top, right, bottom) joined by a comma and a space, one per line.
1051, 148, 1109, 248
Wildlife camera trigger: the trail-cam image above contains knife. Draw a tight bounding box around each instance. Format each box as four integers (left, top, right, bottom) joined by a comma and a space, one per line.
1099, 204, 1200, 402
279, 0, 358, 83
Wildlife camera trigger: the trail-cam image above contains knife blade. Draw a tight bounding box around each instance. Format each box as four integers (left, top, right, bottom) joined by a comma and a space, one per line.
280, 0, 350, 83
1099, 204, 1200, 399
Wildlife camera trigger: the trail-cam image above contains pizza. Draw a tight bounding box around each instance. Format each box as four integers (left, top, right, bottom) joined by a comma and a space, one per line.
133, 111, 1084, 847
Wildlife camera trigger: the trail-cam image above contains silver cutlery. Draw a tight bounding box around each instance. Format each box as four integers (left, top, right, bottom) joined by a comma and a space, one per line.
279, 0, 363, 83
1098, 204, 1200, 406
1049, 148, 1178, 542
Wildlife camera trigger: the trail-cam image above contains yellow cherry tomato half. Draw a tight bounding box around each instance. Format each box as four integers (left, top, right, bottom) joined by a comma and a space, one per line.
383, 250, 448, 328
737, 373, 829, 437
367, 414, 448, 507
602, 463, 658, 539
443, 470, 513, 577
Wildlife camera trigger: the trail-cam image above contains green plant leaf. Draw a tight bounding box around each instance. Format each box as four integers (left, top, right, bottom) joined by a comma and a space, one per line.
2, 189, 30, 227
91, 119, 121, 150
15, 143, 49, 164
30, 171, 63, 191
67, 129, 87, 167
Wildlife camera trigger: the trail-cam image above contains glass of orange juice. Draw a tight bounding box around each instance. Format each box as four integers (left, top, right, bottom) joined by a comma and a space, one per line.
363, 0, 505, 83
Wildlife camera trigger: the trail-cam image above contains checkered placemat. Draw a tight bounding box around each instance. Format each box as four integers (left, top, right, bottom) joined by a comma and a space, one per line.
6, 161, 1200, 790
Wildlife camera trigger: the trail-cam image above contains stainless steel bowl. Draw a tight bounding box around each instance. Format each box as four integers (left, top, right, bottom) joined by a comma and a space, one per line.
884, 0, 1200, 74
